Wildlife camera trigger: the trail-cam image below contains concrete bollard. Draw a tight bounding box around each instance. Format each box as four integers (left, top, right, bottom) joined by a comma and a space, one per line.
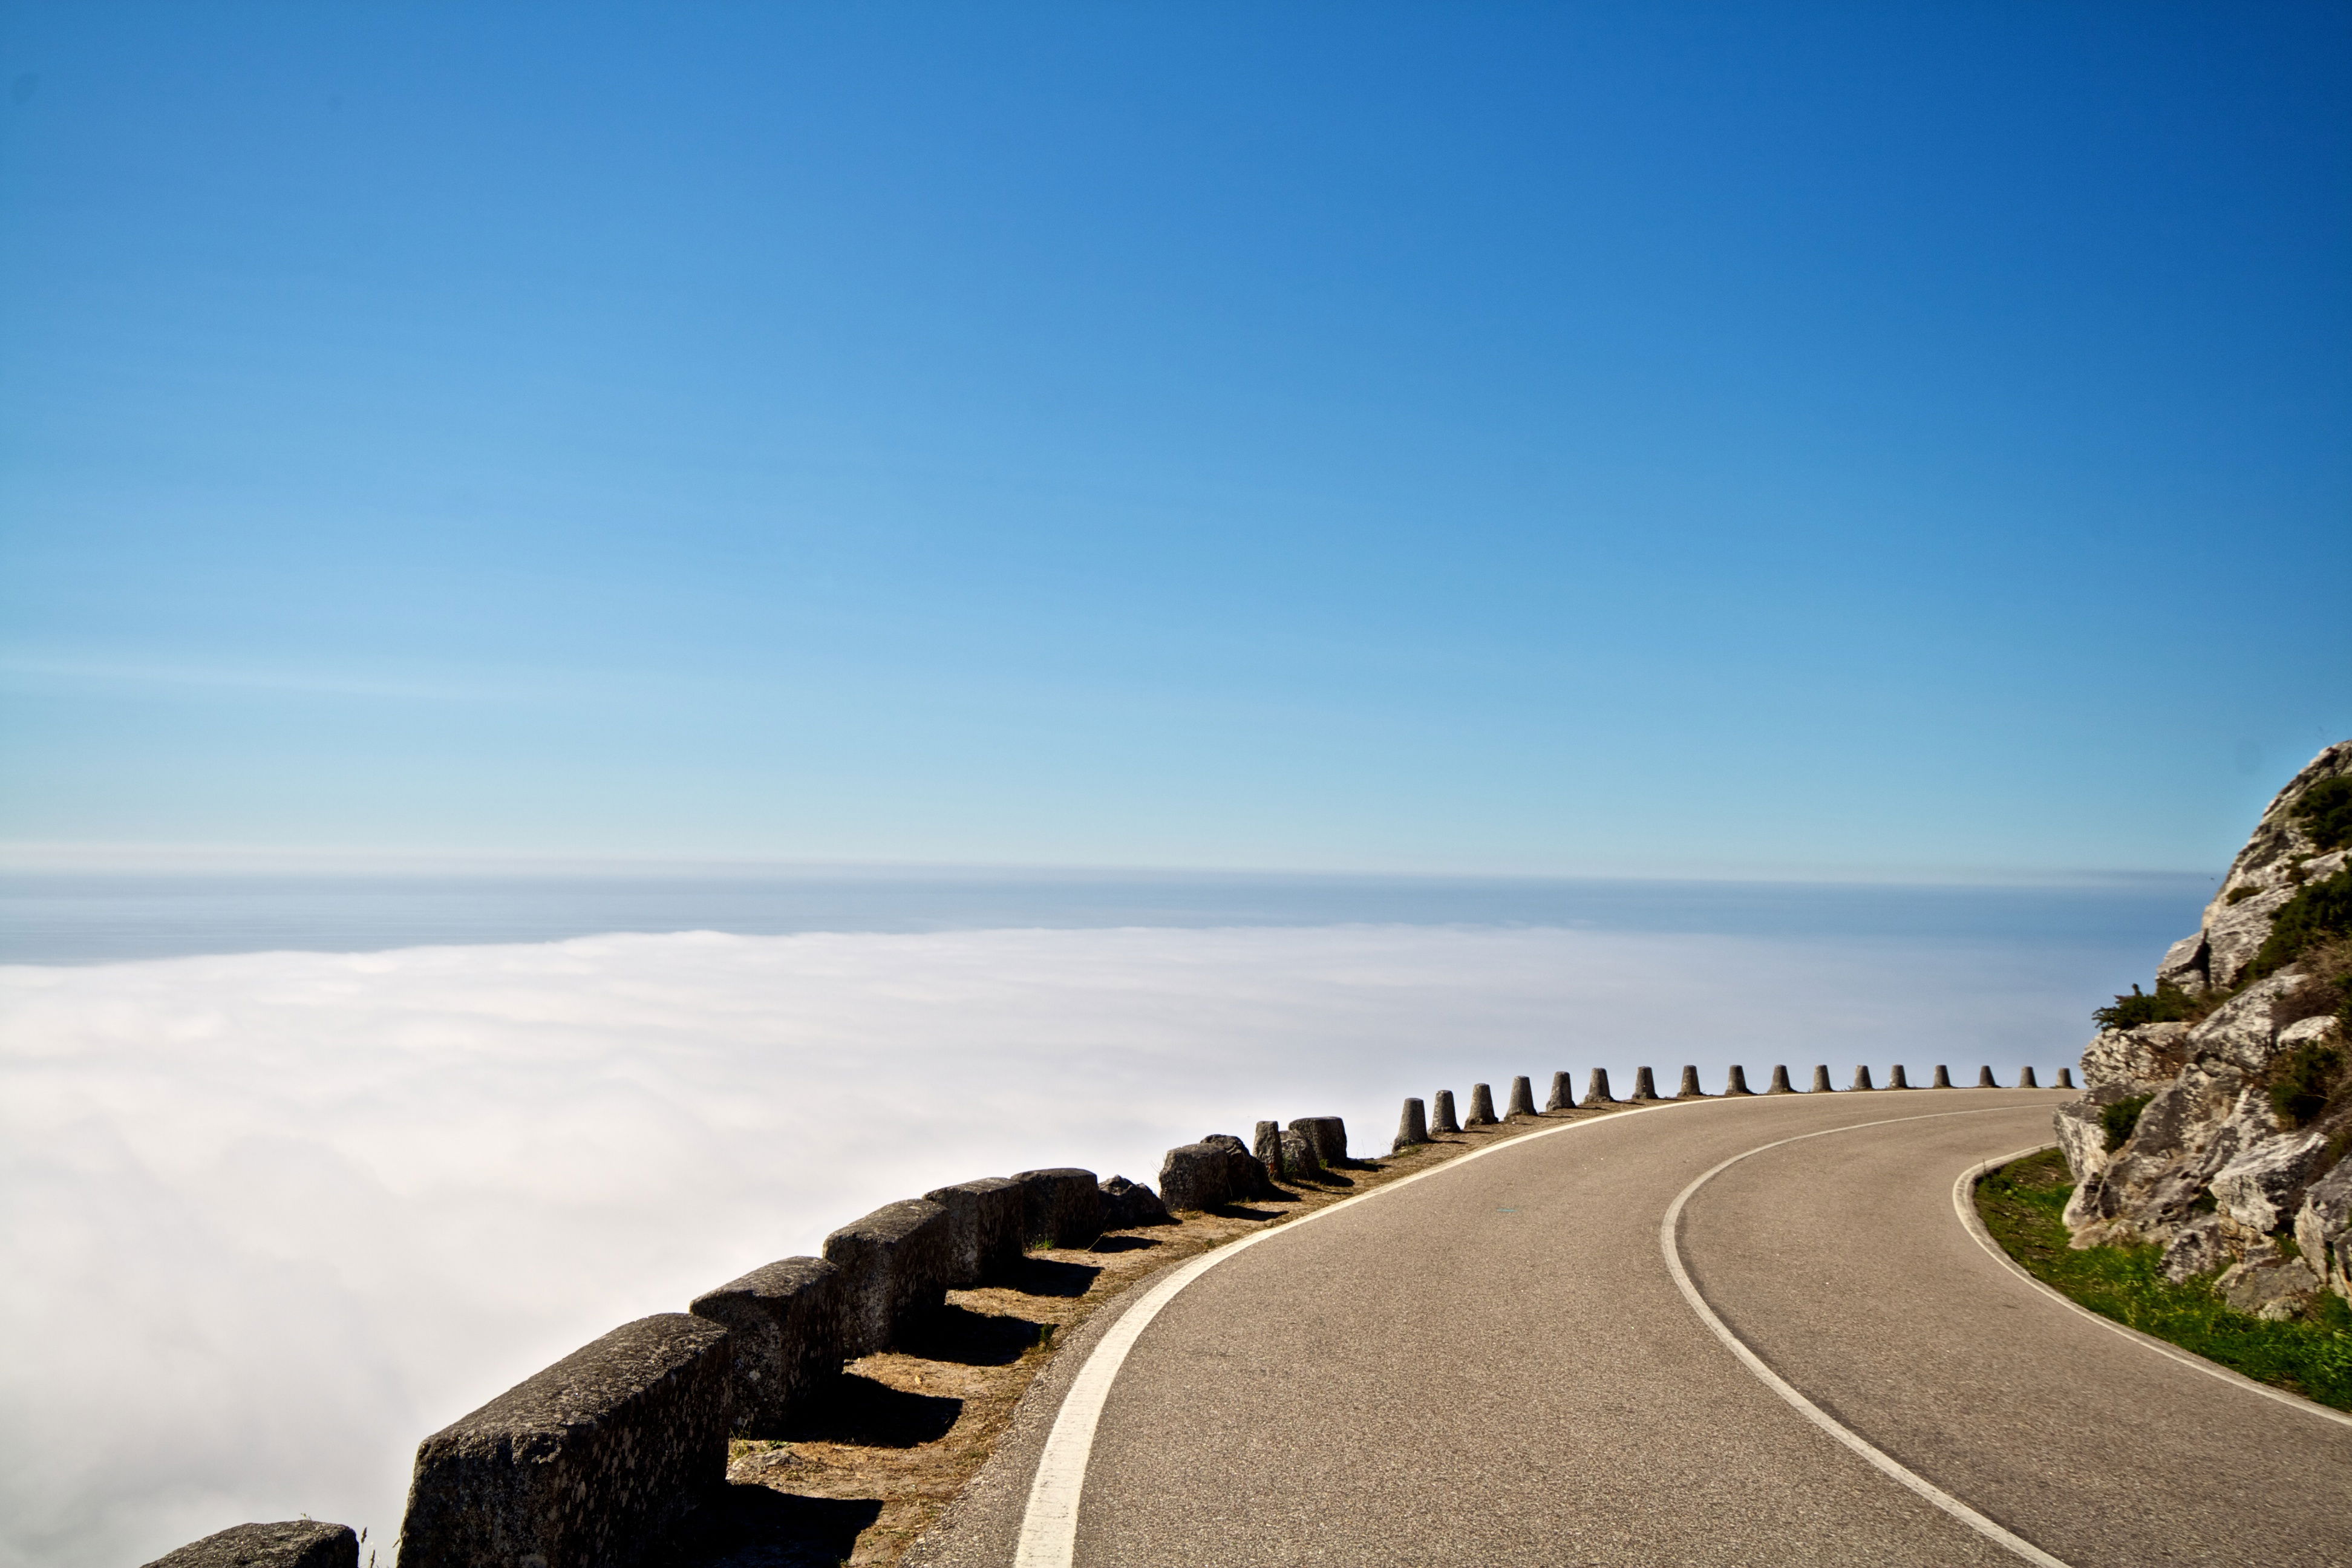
1676, 1065, 1705, 1099
2018, 1066, 2040, 1088
1978, 1065, 1998, 1087
1507, 1076, 1538, 1118
1278, 1126, 1319, 1180
1724, 1065, 1754, 1096
1888, 1065, 1912, 1089
1545, 1071, 1573, 1112
145, 1523, 358, 1568
1630, 1067, 1660, 1102
1158, 1143, 1234, 1212
825, 1199, 956, 1356
1766, 1065, 1795, 1094
1207, 1132, 1281, 1197
1431, 1089, 1462, 1134
922, 1177, 1026, 1286
1100, 1174, 1174, 1229
1394, 1096, 1430, 1151
1290, 1117, 1349, 1165
2057, 1067, 2076, 1089
690, 1256, 844, 1436
1012, 1168, 1105, 1249
1811, 1065, 1834, 1093
398, 1314, 731, 1568
1465, 1083, 1499, 1126
1932, 1065, 1953, 1089
1851, 1065, 1875, 1091
1582, 1067, 1615, 1106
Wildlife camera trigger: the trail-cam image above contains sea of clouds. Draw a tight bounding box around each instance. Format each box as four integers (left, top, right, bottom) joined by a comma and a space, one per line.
0, 921, 2115, 1568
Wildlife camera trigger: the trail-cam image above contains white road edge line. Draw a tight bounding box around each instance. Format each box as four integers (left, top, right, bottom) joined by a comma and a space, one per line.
1952, 1145, 2352, 1430
1660, 1108, 2076, 1568
1012, 1095, 1719, 1568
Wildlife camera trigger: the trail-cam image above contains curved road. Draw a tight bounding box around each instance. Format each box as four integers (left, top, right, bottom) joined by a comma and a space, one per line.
914, 1091, 2352, 1568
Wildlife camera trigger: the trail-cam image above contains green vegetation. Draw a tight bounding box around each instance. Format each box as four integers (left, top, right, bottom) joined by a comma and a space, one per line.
1973, 1149, 2352, 1411
2246, 867, 2352, 984
2100, 1094, 2154, 1151
2293, 774, 2352, 852
2092, 982, 2206, 1031
2270, 1038, 2349, 1129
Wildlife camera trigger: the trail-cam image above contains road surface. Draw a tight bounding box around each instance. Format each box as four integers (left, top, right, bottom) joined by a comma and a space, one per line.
911, 1089, 2352, 1568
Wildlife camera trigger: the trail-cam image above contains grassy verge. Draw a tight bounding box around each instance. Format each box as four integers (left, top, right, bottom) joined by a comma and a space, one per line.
1973, 1148, 2352, 1411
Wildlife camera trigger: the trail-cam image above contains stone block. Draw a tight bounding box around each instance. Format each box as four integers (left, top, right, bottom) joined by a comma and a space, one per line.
1581, 1068, 1615, 1106
1099, 1174, 1174, 1229
2057, 1067, 2076, 1089
1431, 1089, 1462, 1133
1676, 1065, 1704, 1099
1544, 1072, 1572, 1112
1932, 1065, 1952, 1088
1253, 1120, 1284, 1179
397, 1313, 731, 1568
145, 1522, 358, 1568
1811, 1065, 1834, 1093
1629, 1067, 1659, 1102
1506, 1077, 1537, 1118
688, 1256, 843, 1436
823, 1199, 954, 1356
1011, 1168, 1103, 1249
1278, 1127, 1319, 1181
1394, 1096, 1429, 1150
1465, 1083, 1499, 1125
1289, 1117, 1348, 1165
1203, 1133, 1279, 1198
1977, 1065, 1998, 1088
1157, 1143, 1232, 1212
1723, 1065, 1753, 1096
1887, 1065, 1912, 1089
922, 1176, 1026, 1285
1766, 1065, 1795, 1094
1851, 1065, 1875, 1091
2017, 1067, 2039, 1088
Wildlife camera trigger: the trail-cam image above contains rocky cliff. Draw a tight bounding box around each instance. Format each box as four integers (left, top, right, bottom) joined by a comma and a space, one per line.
2057, 740, 2352, 1321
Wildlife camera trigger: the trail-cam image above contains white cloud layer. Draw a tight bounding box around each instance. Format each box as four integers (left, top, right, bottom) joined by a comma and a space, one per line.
0, 923, 2106, 1567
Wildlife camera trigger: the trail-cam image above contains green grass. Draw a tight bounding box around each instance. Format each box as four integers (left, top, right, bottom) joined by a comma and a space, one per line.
1973, 1149, 2352, 1411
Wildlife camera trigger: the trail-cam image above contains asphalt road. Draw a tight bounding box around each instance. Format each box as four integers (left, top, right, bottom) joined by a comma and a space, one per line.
912, 1090, 2352, 1568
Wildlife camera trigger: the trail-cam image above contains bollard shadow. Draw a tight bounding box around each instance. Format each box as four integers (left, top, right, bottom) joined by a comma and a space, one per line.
780, 1373, 961, 1448
1211, 1202, 1287, 1221
996, 1255, 1101, 1298
898, 1303, 1047, 1367
1087, 1233, 1164, 1254
662, 1485, 884, 1568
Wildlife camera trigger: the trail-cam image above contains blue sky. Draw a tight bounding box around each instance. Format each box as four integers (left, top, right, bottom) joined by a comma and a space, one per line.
1, 1, 2346, 878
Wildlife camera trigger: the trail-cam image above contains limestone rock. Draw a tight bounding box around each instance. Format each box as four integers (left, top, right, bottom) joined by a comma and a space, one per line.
2155, 932, 2209, 995
2159, 1215, 2232, 1282
145, 1523, 358, 1568
2216, 1253, 2324, 1322
2183, 970, 2307, 1075
2210, 1129, 2331, 1233
2204, 886, 2301, 990
2294, 1159, 2352, 1298
2079, 1022, 2189, 1095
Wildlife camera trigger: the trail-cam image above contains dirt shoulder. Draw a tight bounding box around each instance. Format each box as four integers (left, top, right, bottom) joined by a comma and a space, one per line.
674, 1105, 1630, 1567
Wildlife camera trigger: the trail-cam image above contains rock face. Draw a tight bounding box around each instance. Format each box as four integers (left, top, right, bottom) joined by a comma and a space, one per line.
2058, 741, 2352, 1312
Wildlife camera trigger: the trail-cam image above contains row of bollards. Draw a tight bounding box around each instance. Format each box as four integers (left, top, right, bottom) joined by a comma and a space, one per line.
1393, 1062, 2074, 1151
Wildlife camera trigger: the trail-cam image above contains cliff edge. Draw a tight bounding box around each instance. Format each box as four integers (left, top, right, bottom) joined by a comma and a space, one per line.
2057, 740, 2352, 1319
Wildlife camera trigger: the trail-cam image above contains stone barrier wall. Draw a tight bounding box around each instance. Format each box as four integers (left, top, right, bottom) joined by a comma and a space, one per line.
156, 1056, 2063, 1568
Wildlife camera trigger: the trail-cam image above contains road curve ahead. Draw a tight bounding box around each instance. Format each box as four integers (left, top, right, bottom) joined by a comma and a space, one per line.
916, 1091, 2352, 1568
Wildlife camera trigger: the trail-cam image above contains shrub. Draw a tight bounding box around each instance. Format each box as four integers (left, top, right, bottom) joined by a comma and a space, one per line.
2293, 775, 2352, 852
2092, 982, 2203, 1030
2270, 1039, 2348, 1130
2246, 867, 2352, 984
2102, 1094, 2154, 1151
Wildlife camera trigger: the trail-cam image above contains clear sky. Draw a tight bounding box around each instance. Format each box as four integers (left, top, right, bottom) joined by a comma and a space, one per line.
1, 2, 2346, 880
